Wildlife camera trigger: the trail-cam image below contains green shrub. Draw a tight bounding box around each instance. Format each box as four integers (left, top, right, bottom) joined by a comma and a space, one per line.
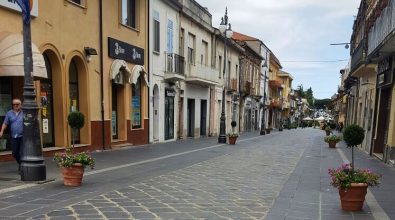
343, 124, 365, 147
68, 111, 85, 130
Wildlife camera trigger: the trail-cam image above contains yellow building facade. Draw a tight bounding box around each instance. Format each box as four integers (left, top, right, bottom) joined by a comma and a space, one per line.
0, 0, 149, 161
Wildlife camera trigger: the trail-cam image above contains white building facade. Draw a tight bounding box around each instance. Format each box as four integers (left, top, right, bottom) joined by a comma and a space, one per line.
149, 0, 182, 142
179, 0, 218, 138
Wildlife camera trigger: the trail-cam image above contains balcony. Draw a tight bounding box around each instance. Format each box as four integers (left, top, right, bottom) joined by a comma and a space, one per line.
164, 53, 185, 81
240, 81, 252, 95
185, 63, 218, 86
227, 78, 238, 91
367, 0, 395, 56
270, 99, 281, 108
269, 80, 281, 88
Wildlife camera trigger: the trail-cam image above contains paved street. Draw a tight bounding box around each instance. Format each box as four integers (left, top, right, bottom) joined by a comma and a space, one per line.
0, 128, 394, 219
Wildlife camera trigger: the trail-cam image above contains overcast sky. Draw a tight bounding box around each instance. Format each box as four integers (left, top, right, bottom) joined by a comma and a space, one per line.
198, 0, 360, 99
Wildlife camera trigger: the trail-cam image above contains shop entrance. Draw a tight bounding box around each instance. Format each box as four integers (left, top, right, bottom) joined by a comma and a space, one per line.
111, 84, 119, 139
187, 99, 195, 137
374, 88, 391, 154
200, 100, 207, 136
165, 89, 175, 140
40, 54, 55, 148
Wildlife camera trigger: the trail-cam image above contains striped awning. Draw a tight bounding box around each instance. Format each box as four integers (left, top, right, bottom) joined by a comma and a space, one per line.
0, 31, 47, 78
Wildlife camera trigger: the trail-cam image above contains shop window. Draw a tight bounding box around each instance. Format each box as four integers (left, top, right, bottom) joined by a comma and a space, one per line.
0, 77, 12, 151
121, 0, 138, 29
131, 77, 142, 129
69, 59, 80, 143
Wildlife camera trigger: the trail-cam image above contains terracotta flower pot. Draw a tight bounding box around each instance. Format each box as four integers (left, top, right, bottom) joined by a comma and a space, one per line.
61, 163, 84, 187
228, 136, 237, 145
328, 141, 337, 148
339, 183, 368, 211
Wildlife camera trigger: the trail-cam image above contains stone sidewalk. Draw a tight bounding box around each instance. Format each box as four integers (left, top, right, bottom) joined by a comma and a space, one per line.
2, 128, 395, 219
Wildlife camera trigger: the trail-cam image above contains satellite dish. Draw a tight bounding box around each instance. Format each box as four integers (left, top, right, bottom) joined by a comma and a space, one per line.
345, 44, 349, 49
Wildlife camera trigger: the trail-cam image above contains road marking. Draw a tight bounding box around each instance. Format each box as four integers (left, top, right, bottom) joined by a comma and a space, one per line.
337, 148, 390, 220
0, 183, 36, 194
85, 135, 263, 176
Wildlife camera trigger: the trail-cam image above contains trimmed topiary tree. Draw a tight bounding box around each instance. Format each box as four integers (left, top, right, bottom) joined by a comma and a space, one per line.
343, 124, 365, 172
68, 111, 85, 148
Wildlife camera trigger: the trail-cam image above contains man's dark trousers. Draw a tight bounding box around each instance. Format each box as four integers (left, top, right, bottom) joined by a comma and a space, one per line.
10, 137, 22, 165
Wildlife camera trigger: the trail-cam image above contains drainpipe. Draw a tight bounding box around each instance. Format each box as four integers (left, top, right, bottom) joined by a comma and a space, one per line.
99, 0, 105, 150
147, 0, 151, 143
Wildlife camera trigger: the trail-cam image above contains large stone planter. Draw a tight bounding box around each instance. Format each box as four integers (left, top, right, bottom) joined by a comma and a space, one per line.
339, 183, 368, 211
61, 163, 84, 187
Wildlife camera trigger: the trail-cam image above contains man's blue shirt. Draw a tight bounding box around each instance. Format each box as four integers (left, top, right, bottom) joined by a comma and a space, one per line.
3, 110, 23, 138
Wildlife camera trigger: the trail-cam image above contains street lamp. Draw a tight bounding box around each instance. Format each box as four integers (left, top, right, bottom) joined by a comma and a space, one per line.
260, 57, 268, 135
218, 7, 233, 144
16, 0, 46, 181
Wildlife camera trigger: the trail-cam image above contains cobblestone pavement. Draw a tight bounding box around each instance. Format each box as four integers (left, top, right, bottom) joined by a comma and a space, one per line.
30, 131, 312, 220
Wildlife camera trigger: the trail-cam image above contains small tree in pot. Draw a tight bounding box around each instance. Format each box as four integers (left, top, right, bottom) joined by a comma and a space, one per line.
54, 111, 95, 186
328, 124, 381, 211
227, 121, 238, 145
68, 111, 85, 148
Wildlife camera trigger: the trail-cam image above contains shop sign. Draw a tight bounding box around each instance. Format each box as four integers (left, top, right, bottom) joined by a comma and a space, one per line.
0, 0, 38, 17
108, 37, 144, 65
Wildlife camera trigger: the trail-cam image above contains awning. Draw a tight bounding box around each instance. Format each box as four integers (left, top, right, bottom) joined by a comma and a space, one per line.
130, 65, 149, 87
0, 31, 47, 78
110, 59, 131, 85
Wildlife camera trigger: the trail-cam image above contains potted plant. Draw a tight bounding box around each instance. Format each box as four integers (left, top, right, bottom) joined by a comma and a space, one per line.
325, 126, 332, 136
324, 134, 342, 148
54, 111, 95, 186
54, 147, 95, 186
228, 121, 239, 145
328, 124, 381, 211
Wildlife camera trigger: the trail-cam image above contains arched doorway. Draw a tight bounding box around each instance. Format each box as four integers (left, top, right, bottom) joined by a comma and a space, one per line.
40, 48, 65, 148
153, 84, 159, 141
40, 54, 55, 147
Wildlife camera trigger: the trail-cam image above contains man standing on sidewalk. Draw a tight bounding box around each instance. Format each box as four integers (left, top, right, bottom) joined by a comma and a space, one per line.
0, 99, 24, 171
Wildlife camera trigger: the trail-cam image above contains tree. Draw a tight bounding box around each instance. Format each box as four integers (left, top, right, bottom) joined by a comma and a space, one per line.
296, 85, 305, 98
306, 87, 314, 106
314, 99, 331, 109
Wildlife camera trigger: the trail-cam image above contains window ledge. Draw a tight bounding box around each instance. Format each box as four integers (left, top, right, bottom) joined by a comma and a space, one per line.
66, 0, 87, 9
120, 23, 140, 33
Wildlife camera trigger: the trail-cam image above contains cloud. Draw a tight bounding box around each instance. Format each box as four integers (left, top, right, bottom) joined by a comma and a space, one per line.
198, 0, 359, 98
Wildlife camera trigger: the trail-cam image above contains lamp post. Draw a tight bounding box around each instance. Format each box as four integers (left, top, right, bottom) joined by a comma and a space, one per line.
260, 58, 268, 135
16, 0, 46, 181
218, 8, 233, 143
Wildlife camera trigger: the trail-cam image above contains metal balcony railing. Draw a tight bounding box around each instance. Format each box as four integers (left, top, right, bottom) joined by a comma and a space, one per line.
165, 53, 185, 75
351, 38, 366, 72
368, 0, 395, 55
